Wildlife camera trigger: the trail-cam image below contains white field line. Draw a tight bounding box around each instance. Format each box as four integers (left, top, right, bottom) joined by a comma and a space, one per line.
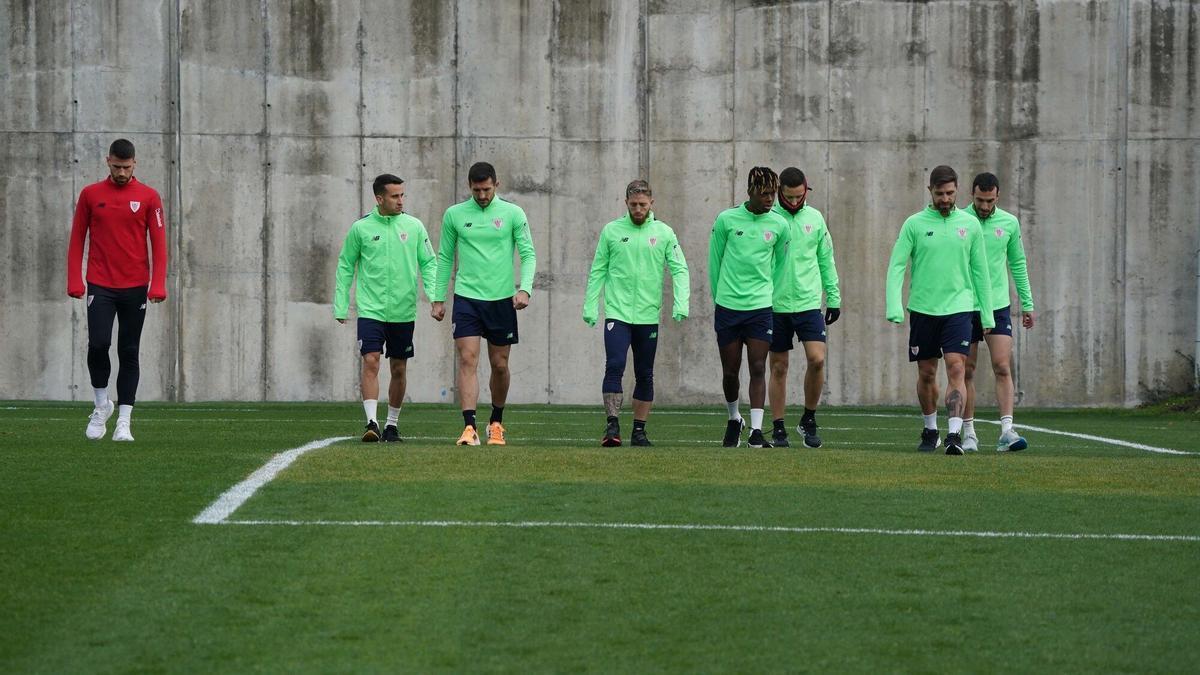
192, 436, 351, 524
220, 518, 1200, 543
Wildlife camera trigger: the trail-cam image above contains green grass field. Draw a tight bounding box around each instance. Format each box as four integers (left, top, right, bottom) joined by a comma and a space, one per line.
3, 401, 1198, 673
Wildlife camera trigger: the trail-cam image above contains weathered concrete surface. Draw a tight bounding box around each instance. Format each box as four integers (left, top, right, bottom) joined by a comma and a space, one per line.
1, 0, 1197, 408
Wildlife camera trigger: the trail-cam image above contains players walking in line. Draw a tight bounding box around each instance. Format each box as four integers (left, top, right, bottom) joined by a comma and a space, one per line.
67, 139, 168, 442
886, 165, 992, 455
583, 180, 690, 447
962, 172, 1036, 452
767, 167, 841, 448
709, 167, 792, 448
431, 162, 537, 446
334, 174, 437, 442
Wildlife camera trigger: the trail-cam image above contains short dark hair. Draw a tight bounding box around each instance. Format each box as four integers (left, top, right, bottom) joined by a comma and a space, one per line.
372, 173, 404, 196
109, 139, 135, 160
929, 165, 958, 188
625, 179, 652, 198
468, 162, 497, 184
747, 166, 779, 194
779, 167, 808, 189
972, 172, 1000, 193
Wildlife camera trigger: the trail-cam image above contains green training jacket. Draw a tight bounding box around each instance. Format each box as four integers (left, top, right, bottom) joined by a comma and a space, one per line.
334, 207, 437, 322
771, 202, 841, 313
708, 203, 791, 310
886, 205, 994, 328
582, 212, 690, 326
432, 196, 537, 302
966, 204, 1035, 312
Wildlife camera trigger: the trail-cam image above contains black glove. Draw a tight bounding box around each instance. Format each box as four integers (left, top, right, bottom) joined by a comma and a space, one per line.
824, 307, 841, 325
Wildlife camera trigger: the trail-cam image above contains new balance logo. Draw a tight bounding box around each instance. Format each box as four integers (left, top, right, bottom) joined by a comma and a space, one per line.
464, 222, 473, 228
406, 345, 413, 352
621, 237, 629, 243
506, 332, 514, 339
736, 231, 744, 236
926, 231, 934, 236
960, 340, 969, 347
373, 235, 381, 241
649, 332, 657, 339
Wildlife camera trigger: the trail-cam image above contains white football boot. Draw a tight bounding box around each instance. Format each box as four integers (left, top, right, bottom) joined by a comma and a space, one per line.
961, 432, 979, 452
85, 400, 115, 440
996, 429, 1028, 452
112, 418, 135, 442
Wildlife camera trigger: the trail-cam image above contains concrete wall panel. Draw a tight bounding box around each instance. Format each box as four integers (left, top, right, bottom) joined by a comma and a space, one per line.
648, 3, 733, 142
456, 0, 552, 138
362, 0, 456, 139
1128, 0, 1200, 139
266, 0, 361, 138
73, 0, 171, 134
1034, 0, 1124, 139
552, 0, 642, 142
0, 1, 72, 131
180, 0, 265, 136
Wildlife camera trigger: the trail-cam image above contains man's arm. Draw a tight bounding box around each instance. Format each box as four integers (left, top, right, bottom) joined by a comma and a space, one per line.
333, 225, 359, 322
817, 222, 840, 310
666, 229, 690, 320
581, 229, 609, 326
708, 216, 727, 301
431, 211, 457, 303
1008, 221, 1035, 313
416, 221, 438, 304
969, 228, 994, 329
885, 223, 913, 323
514, 215, 537, 299
146, 193, 168, 302
66, 191, 90, 298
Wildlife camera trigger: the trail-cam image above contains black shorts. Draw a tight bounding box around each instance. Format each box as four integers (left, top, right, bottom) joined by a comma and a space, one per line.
971, 305, 1014, 342
357, 318, 415, 358
713, 304, 774, 347
452, 294, 519, 345
908, 311, 973, 361
770, 309, 827, 352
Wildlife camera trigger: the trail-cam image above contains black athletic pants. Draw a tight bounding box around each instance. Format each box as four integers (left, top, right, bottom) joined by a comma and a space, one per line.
86, 283, 147, 406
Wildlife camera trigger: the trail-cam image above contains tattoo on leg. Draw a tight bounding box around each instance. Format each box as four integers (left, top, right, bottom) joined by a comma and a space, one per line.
947, 390, 963, 418
604, 392, 623, 418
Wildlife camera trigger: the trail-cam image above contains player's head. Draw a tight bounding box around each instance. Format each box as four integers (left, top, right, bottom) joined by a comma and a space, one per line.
625, 180, 653, 225
468, 162, 498, 208
746, 166, 778, 213
778, 167, 809, 214
107, 139, 136, 185
372, 174, 405, 216
928, 165, 958, 217
971, 172, 1000, 219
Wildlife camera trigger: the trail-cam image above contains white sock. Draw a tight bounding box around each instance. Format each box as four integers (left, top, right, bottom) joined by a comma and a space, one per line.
1001, 415, 1014, 434
117, 404, 133, 422
948, 416, 963, 435
923, 412, 937, 430
386, 406, 401, 427
749, 408, 764, 430
94, 388, 109, 408
726, 400, 741, 421
363, 399, 378, 423
963, 418, 975, 437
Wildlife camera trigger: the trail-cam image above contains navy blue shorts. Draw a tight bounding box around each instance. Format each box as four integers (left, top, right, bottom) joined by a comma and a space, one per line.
908, 311, 973, 361
714, 305, 774, 347
770, 309, 827, 352
452, 294, 519, 345
358, 318, 415, 358
972, 305, 1014, 342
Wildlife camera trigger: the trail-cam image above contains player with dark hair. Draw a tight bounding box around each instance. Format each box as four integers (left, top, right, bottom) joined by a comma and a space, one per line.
431, 162, 537, 446
67, 139, 168, 442
709, 167, 791, 447
768, 167, 841, 448
334, 174, 437, 442
961, 172, 1036, 452
583, 180, 689, 447
886, 165, 992, 455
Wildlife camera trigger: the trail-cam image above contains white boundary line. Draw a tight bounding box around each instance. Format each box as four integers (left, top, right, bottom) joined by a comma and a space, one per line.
219, 518, 1200, 543
192, 436, 350, 524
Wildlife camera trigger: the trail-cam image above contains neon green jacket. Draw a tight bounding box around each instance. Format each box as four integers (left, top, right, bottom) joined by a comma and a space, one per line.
334, 207, 437, 322
582, 212, 689, 326
966, 204, 1035, 312
432, 196, 537, 302
886, 206, 993, 328
771, 202, 840, 313
709, 203, 791, 310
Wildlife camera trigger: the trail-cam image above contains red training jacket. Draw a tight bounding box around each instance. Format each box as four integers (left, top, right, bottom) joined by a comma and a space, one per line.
66, 176, 169, 299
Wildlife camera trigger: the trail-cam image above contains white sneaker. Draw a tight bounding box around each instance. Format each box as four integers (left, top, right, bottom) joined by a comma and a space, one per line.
85, 400, 115, 440
996, 429, 1028, 452
112, 419, 134, 442
962, 432, 979, 452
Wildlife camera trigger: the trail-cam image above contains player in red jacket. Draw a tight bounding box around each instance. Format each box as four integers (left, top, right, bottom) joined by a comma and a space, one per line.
67, 139, 168, 442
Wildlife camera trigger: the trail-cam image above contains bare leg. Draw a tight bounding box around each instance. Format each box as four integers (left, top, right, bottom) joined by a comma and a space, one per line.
944, 353, 967, 419
745, 338, 770, 408
361, 352, 381, 401
387, 358, 407, 408
632, 398, 651, 420
985, 334, 1015, 418
802, 341, 826, 410
455, 336, 481, 411
964, 342, 979, 419
604, 392, 623, 417
917, 359, 940, 415
718, 339, 744, 403
768, 351, 789, 420
487, 342, 511, 408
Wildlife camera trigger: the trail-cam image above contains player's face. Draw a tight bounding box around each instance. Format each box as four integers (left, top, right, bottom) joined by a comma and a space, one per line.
972, 186, 999, 219
929, 181, 957, 216
747, 189, 776, 214
375, 183, 405, 216
470, 178, 497, 208
107, 156, 135, 185
779, 184, 807, 212
626, 193, 653, 225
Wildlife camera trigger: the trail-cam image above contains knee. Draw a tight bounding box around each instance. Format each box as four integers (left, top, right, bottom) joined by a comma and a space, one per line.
769, 359, 788, 379
116, 343, 139, 362
807, 354, 825, 371
992, 361, 1011, 379
490, 359, 510, 377
964, 363, 976, 382
747, 360, 767, 379
362, 353, 381, 373
945, 362, 965, 381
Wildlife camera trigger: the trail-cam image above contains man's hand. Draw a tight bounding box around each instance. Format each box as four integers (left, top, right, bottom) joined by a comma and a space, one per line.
431, 302, 445, 321
672, 312, 687, 322
68, 290, 84, 299
1022, 310, 1036, 329
150, 297, 165, 304
825, 307, 841, 325
583, 314, 596, 328
513, 290, 530, 310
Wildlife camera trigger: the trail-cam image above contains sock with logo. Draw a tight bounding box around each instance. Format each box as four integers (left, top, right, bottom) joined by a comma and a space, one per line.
726, 400, 741, 421
948, 417, 963, 435
802, 408, 816, 425
963, 418, 975, 437
1000, 415, 1014, 434
386, 406, 400, 427
773, 418, 786, 432
490, 405, 504, 425
633, 419, 646, 432
923, 412, 938, 431
749, 408, 764, 431
463, 409, 476, 429
118, 404, 133, 423
363, 399, 377, 424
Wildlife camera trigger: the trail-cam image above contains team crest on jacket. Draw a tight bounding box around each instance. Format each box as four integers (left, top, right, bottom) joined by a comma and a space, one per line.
493, 218, 503, 229
804, 224, 813, 234
648, 237, 657, 247
957, 227, 967, 239
399, 231, 409, 242
763, 231, 774, 242
994, 227, 1004, 238
129, 201, 141, 213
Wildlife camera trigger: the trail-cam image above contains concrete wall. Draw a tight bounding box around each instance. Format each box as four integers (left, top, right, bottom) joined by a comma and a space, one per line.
1, 0, 1197, 407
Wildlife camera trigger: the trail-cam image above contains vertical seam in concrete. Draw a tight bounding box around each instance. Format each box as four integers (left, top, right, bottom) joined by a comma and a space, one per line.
639, 0, 649, 179
259, 0, 272, 400
357, 0, 365, 218
70, 0, 79, 402
450, 0, 461, 405
547, 0, 558, 403
169, 0, 183, 401
826, 0, 836, 405
1118, 0, 1131, 405
921, 3, 929, 139
730, 3, 737, 206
